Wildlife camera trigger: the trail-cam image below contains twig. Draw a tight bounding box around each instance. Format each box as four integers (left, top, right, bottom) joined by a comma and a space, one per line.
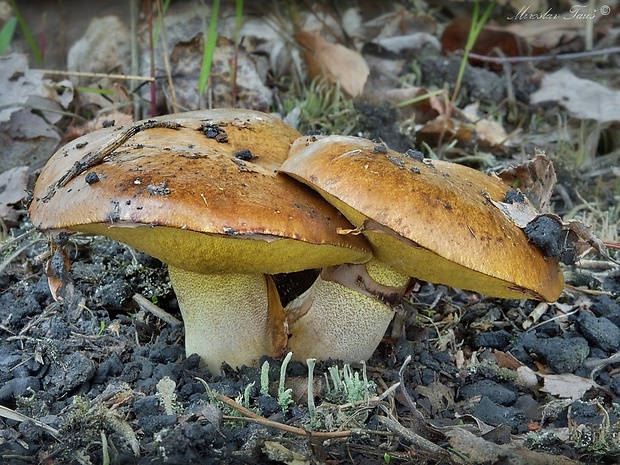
398, 355, 423, 420
47, 120, 181, 197
133, 294, 182, 327
576, 259, 619, 271
32, 69, 155, 82
156, 0, 179, 113
377, 416, 447, 457
584, 351, 620, 371
464, 46, 620, 64
129, 0, 141, 119
336, 380, 400, 410
213, 392, 354, 439
0, 405, 61, 441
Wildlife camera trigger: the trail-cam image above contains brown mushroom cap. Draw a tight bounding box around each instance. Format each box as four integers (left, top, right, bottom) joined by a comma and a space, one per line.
280, 135, 564, 301
29, 110, 371, 273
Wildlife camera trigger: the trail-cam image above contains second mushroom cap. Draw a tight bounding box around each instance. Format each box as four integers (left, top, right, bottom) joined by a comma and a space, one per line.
279, 135, 564, 301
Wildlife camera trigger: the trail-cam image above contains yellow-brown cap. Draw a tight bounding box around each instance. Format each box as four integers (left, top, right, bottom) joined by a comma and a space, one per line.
30, 110, 371, 274
280, 135, 564, 301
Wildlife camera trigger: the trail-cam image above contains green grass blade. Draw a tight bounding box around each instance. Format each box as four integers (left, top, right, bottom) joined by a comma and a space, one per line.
451, 0, 496, 105
0, 16, 17, 55
9, 0, 43, 65
153, 0, 172, 45
198, 0, 220, 97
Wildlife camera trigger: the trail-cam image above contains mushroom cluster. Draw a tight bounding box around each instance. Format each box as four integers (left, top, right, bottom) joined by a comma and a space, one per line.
30, 110, 564, 373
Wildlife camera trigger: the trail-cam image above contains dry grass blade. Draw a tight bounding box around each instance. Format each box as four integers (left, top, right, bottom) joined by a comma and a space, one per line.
0, 234, 45, 275
133, 293, 182, 326
0, 404, 61, 441
214, 391, 354, 439
377, 416, 448, 458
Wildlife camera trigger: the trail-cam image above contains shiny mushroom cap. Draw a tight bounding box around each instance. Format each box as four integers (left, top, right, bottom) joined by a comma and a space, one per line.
280, 135, 564, 301
30, 110, 372, 273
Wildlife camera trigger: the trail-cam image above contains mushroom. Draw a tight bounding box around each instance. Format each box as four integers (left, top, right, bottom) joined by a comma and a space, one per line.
29, 111, 372, 373
279, 135, 564, 362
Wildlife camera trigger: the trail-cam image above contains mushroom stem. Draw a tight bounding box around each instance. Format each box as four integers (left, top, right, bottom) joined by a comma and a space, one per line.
286, 258, 410, 362
168, 266, 287, 374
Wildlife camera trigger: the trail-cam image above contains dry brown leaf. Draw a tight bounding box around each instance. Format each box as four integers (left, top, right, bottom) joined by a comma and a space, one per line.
539, 373, 598, 401
383, 87, 443, 123
441, 18, 546, 65
493, 350, 525, 370
506, 15, 592, 50
446, 426, 582, 465
295, 31, 369, 97
416, 382, 455, 416
45, 244, 73, 302
462, 103, 509, 150
530, 68, 620, 124
0, 53, 70, 171
0, 166, 30, 223
415, 115, 476, 150
497, 151, 556, 212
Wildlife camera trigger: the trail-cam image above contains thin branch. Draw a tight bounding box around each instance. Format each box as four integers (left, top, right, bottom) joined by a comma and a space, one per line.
32, 69, 154, 82
213, 392, 354, 439
464, 46, 620, 64
377, 416, 447, 457
133, 294, 182, 327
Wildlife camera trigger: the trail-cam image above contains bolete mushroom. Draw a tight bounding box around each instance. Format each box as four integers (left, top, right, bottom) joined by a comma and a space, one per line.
29, 111, 372, 373
279, 135, 564, 362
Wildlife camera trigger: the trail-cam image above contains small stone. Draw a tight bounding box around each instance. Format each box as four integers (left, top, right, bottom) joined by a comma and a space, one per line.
459, 380, 518, 406
404, 148, 424, 161
523, 336, 589, 373
578, 313, 620, 352
473, 396, 525, 430
473, 330, 512, 350
590, 295, 620, 327
504, 188, 525, 204
524, 215, 563, 258
611, 375, 620, 397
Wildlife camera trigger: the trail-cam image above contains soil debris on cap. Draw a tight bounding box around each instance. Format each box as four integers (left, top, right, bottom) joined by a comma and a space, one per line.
200, 123, 228, 143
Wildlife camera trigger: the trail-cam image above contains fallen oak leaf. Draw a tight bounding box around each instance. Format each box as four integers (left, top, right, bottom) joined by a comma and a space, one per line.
45, 240, 74, 302
497, 150, 556, 212
295, 30, 369, 97
563, 217, 618, 266
539, 373, 598, 401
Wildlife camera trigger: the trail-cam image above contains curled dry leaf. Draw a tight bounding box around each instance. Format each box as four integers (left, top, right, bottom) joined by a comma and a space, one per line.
45, 244, 74, 302
487, 154, 601, 264
0, 166, 30, 224
539, 373, 598, 401
530, 68, 620, 124
295, 30, 369, 97
497, 150, 556, 212
441, 18, 546, 67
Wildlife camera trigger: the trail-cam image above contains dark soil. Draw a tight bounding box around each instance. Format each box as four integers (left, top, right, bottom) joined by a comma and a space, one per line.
2, 225, 619, 464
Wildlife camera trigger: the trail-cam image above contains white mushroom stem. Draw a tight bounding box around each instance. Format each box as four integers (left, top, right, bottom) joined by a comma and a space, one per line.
167, 266, 286, 374
285, 258, 411, 362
